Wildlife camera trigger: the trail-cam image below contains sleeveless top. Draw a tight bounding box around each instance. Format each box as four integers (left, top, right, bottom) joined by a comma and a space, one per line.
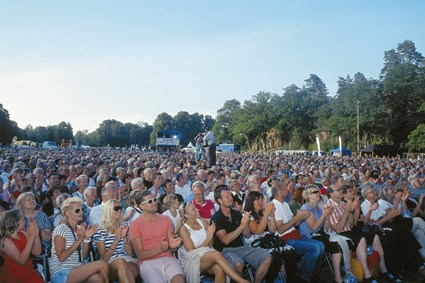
0, 231, 44, 283
184, 219, 207, 249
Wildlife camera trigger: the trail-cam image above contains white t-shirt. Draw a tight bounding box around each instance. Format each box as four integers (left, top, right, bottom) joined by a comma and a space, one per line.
272, 199, 295, 237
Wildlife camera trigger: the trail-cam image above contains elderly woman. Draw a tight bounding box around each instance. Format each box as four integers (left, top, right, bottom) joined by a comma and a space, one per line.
50, 197, 109, 283
16, 192, 52, 251
130, 177, 146, 192
177, 202, 249, 283
93, 199, 139, 283
73, 174, 89, 200
0, 209, 44, 282
51, 193, 71, 228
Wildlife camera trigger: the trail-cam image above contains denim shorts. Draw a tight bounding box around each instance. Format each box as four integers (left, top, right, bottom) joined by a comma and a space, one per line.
51, 268, 72, 283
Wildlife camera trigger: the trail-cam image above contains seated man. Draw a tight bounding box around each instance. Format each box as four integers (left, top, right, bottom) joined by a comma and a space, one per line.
129, 191, 184, 283
211, 185, 272, 283
271, 180, 324, 283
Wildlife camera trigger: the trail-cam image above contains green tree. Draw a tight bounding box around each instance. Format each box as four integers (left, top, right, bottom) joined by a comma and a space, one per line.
407, 124, 425, 152
380, 40, 425, 147
0, 104, 19, 145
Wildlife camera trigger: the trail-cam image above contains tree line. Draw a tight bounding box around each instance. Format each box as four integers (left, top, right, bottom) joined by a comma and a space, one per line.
1, 40, 424, 152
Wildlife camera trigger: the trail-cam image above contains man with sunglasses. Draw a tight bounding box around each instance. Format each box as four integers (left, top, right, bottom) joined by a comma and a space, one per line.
129, 190, 185, 283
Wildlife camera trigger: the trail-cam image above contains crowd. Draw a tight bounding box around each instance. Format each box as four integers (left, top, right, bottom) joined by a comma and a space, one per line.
0, 145, 425, 283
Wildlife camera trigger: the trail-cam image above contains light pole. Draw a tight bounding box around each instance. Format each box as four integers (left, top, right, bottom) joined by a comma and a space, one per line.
356, 100, 360, 154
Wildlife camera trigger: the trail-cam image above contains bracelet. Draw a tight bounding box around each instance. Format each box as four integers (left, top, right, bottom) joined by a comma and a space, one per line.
84, 238, 91, 243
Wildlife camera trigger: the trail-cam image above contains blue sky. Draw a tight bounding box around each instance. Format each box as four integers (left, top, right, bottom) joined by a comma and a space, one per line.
1, 0, 424, 133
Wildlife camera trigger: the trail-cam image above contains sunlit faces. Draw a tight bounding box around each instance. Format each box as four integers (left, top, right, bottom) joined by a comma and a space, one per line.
140, 195, 158, 213
184, 202, 200, 220
218, 190, 233, 208
253, 196, 263, 212
69, 203, 84, 221
23, 196, 36, 209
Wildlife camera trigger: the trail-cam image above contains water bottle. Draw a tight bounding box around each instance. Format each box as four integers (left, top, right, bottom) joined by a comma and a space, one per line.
366, 245, 374, 256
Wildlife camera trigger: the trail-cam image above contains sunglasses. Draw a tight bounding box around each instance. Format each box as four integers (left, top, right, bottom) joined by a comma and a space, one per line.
141, 198, 158, 205
310, 191, 320, 195
74, 208, 82, 214
113, 206, 122, 212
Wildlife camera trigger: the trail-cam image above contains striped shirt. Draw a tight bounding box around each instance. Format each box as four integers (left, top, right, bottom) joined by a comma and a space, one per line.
93, 228, 127, 260
325, 198, 350, 233
50, 224, 83, 278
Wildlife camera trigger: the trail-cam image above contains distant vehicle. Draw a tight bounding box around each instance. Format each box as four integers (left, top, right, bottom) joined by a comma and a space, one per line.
42, 141, 58, 149
11, 137, 33, 148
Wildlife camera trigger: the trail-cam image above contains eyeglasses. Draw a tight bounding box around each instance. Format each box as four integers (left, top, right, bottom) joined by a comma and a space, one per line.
74, 208, 82, 214
310, 191, 320, 195
141, 198, 158, 205
113, 206, 122, 212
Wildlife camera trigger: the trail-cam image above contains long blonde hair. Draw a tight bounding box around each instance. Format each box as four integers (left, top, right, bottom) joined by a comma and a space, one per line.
101, 199, 122, 234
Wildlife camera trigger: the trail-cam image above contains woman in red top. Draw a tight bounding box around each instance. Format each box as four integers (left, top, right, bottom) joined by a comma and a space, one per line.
0, 209, 44, 283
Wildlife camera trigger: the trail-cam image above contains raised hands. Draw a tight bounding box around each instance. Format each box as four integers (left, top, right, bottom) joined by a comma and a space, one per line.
207, 222, 216, 240
323, 206, 334, 217
169, 236, 183, 249
27, 219, 39, 240
369, 202, 379, 212
295, 210, 310, 221
241, 211, 251, 227
160, 237, 169, 251
82, 224, 99, 239
264, 202, 276, 217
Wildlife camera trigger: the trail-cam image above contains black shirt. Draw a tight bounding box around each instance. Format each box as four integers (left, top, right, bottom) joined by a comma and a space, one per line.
211, 208, 244, 251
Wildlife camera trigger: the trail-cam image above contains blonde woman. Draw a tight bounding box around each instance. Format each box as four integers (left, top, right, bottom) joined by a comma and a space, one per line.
93, 199, 139, 283
177, 202, 249, 283
50, 197, 109, 283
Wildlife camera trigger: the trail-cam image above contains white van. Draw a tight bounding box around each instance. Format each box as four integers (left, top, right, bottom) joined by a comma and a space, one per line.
42, 141, 57, 149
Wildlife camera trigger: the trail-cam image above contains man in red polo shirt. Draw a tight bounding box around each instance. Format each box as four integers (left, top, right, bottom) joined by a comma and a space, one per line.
191, 181, 215, 219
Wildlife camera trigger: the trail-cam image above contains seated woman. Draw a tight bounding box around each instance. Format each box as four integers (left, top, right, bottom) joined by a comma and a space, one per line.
162, 194, 181, 229
123, 189, 144, 224
93, 199, 139, 283
177, 202, 249, 283
288, 187, 304, 215
50, 197, 109, 283
244, 191, 298, 283
0, 209, 44, 283
299, 185, 350, 283
16, 192, 52, 251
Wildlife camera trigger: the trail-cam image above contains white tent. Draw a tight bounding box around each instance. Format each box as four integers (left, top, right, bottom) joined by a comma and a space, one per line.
186, 142, 195, 148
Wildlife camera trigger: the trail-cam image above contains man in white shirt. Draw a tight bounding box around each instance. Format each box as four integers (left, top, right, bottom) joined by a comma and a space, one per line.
271, 181, 324, 283
203, 127, 216, 168
90, 182, 119, 226
174, 173, 192, 202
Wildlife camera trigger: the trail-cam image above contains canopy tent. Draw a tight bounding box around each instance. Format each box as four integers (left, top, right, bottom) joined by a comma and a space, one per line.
330, 147, 352, 156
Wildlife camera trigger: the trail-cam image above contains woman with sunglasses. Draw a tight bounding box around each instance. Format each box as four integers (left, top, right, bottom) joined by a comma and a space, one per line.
0, 209, 44, 283
176, 202, 249, 283
50, 197, 109, 283
93, 199, 139, 283
299, 185, 350, 283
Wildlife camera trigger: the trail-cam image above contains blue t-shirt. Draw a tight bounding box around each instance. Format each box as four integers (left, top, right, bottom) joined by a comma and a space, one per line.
299, 203, 323, 239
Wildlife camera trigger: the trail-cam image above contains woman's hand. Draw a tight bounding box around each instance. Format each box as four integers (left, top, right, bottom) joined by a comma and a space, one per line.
121, 225, 129, 239
84, 224, 99, 239
27, 219, 39, 240
264, 202, 275, 217
207, 222, 216, 239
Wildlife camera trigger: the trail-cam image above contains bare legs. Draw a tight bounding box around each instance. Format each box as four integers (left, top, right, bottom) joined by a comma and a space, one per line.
109, 259, 139, 283
67, 260, 109, 283
200, 251, 249, 283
